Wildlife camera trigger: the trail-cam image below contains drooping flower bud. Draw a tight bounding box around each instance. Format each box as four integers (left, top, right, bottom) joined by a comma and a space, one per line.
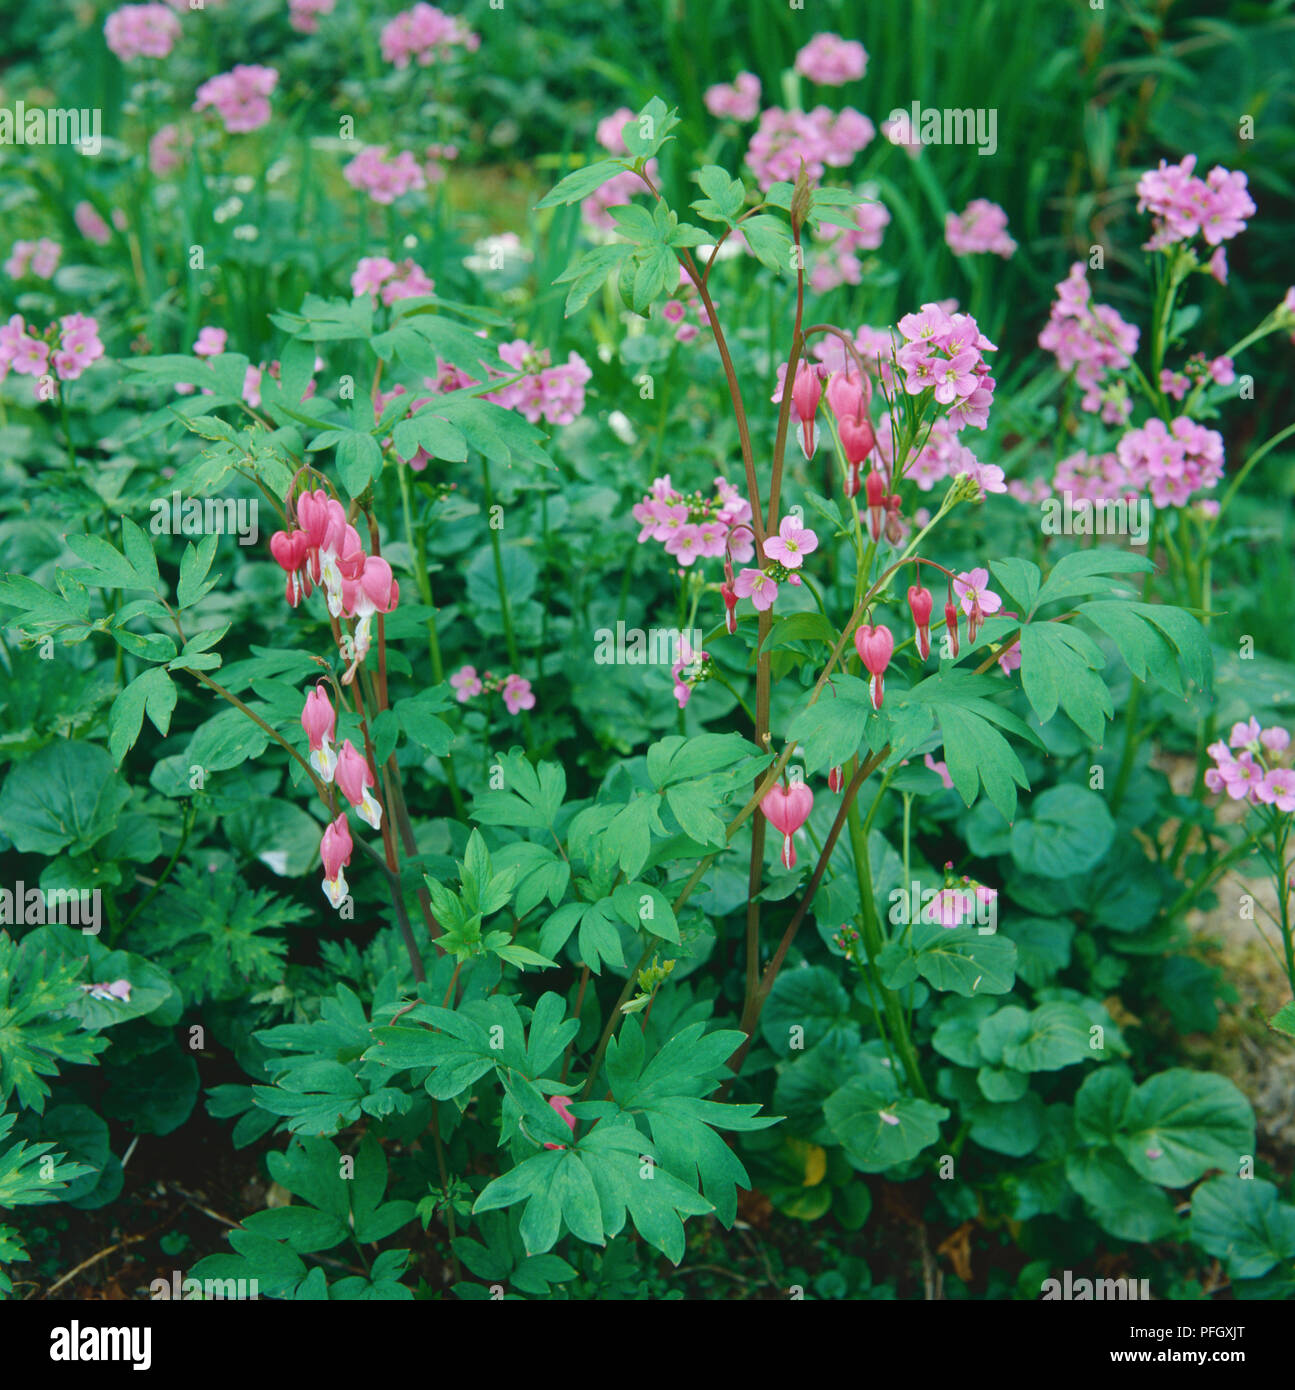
944, 599, 960, 658
854, 622, 894, 710
828, 765, 845, 793
864, 469, 886, 542
790, 360, 824, 460
721, 581, 739, 634
907, 585, 933, 661
884, 494, 904, 546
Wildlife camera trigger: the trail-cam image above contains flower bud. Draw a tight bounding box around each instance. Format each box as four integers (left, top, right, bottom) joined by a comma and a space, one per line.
908, 585, 933, 661
864, 469, 886, 542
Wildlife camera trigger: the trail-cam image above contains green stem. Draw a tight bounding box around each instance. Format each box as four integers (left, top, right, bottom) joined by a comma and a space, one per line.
845, 780, 927, 1099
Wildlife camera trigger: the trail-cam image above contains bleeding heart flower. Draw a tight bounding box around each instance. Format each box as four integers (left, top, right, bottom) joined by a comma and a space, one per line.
335, 739, 383, 829
320, 814, 353, 907
828, 765, 844, 793
908, 584, 933, 660
761, 781, 814, 869
790, 360, 825, 460
854, 622, 894, 710
944, 598, 960, 658
270, 529, 311, 606
301, 684, 338, 782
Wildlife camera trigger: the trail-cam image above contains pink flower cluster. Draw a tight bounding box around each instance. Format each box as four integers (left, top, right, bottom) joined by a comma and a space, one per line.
745, 106, 875, 190
795, 33, 866, 85
449, 666, 536, 716
289, 0, 335, 33
0, 313, 103, 389
729, 512, 819, 617
1205, 720, 1294, 812
104, 4, 180, 61
1050, 449, 1139, 505
895, 303, 998, 430
1159, 353, 1234, 400
5, 238, 61, 280
929, 880, 999, 929
704, 73, 761, 122
810, 199, 890, 292
1038, 262, 1140, 424
1136, 155, 1255, 251
351, 256, 435, 304
944, 199, 1017, 258
380, 3, 479, 67
193, 65, 278, 134
271, 492, 400, 679
633, 474, 755, 573
876, 414, 1003, 497
486, 340, 592, 426
659, 294, 714, 345
343, 146, 428, 204
1115, 416, 1224, 509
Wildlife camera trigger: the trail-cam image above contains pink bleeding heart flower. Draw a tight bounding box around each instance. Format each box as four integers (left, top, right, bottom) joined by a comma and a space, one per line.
335, 739, 383, 830
790, 360, 825, 459
320, 814, 353, 907
301, 684, 338, 782
854, 622, 894, 710
908, 584, 934, 660
827, 370, 875, 466
761, 781, 814, 870
720, 581, 739, 634
544, 1095, 577, 1150
296, 489, 334, 558
828, 765, 844, 793
270, 529, 311, 606
944, 599, 960, 658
